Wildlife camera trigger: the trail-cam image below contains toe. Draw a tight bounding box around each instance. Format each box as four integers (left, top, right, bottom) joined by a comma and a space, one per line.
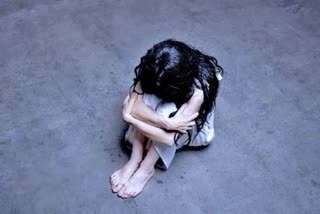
127, 191, 134, 197
110, 176, 116, 183
124, 190, 131, 198
121, 189, 128, 197
110, 178, 115, 186
113, 184, 123, 193
126, 191, 134, 198
117, 186, 126, 197
122, 193, 130, 198
113, 182, 120, 188
125, 193, 132, 198
111, 176, 120, 185
119, 194, 127, 198
132, 191, 138, 198
111, 180, 117, 188
117, 191, 123, 198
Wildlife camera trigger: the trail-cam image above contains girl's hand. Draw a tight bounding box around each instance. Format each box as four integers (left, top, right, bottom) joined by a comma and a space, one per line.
122, 93, 137, 122
166, 103, 198, 133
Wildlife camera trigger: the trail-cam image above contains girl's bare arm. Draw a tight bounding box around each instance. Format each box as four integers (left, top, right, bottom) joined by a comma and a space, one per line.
131, 82, 199, 132
130, 85, 169, 129
122, 88, 204, 146
122, 94, 176, 146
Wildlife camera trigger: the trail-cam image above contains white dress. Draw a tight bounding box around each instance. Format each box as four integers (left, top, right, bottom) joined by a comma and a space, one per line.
125, 93, 216, 170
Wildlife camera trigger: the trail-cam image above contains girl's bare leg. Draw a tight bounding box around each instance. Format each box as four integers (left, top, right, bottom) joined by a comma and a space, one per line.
118, 141, 159, 198
110, 127, 145, 193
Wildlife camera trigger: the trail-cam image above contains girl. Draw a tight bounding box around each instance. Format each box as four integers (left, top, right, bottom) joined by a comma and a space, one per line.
110, 39, 224, 198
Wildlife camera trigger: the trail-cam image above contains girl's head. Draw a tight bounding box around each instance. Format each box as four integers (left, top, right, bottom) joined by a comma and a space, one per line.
132, 39, 224, 142
134, 39, 197, 105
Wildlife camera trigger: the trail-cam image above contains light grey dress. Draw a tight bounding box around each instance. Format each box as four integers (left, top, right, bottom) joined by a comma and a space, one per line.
125, 93, 216, 170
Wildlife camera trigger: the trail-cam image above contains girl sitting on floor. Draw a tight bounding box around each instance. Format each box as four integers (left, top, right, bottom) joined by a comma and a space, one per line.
110, 39, 224, 198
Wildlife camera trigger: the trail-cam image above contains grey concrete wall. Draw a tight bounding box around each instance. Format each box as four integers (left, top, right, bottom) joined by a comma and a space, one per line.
0, 0, 319, 213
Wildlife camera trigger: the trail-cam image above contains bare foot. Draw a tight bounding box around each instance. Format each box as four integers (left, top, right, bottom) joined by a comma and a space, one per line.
110, 160, 140, 193
117, 167, 155, 198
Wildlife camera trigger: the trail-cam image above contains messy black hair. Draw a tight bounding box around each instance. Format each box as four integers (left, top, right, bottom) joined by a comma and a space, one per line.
131, 39, 224, 145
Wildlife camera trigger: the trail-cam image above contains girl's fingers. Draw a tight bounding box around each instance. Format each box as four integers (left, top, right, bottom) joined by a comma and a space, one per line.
182, 126, 193, 131
179, 117, 196, 127
178, 126, 193, 132
189, 112, 199, 120
183, 112, 199, 122
187, 121, 196, 126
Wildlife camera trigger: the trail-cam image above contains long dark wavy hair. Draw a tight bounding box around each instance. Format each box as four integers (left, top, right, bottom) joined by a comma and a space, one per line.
131, 39, 224, 145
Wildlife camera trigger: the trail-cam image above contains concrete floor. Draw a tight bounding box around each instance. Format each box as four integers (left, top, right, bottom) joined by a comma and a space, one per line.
1, 0, 319, 213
